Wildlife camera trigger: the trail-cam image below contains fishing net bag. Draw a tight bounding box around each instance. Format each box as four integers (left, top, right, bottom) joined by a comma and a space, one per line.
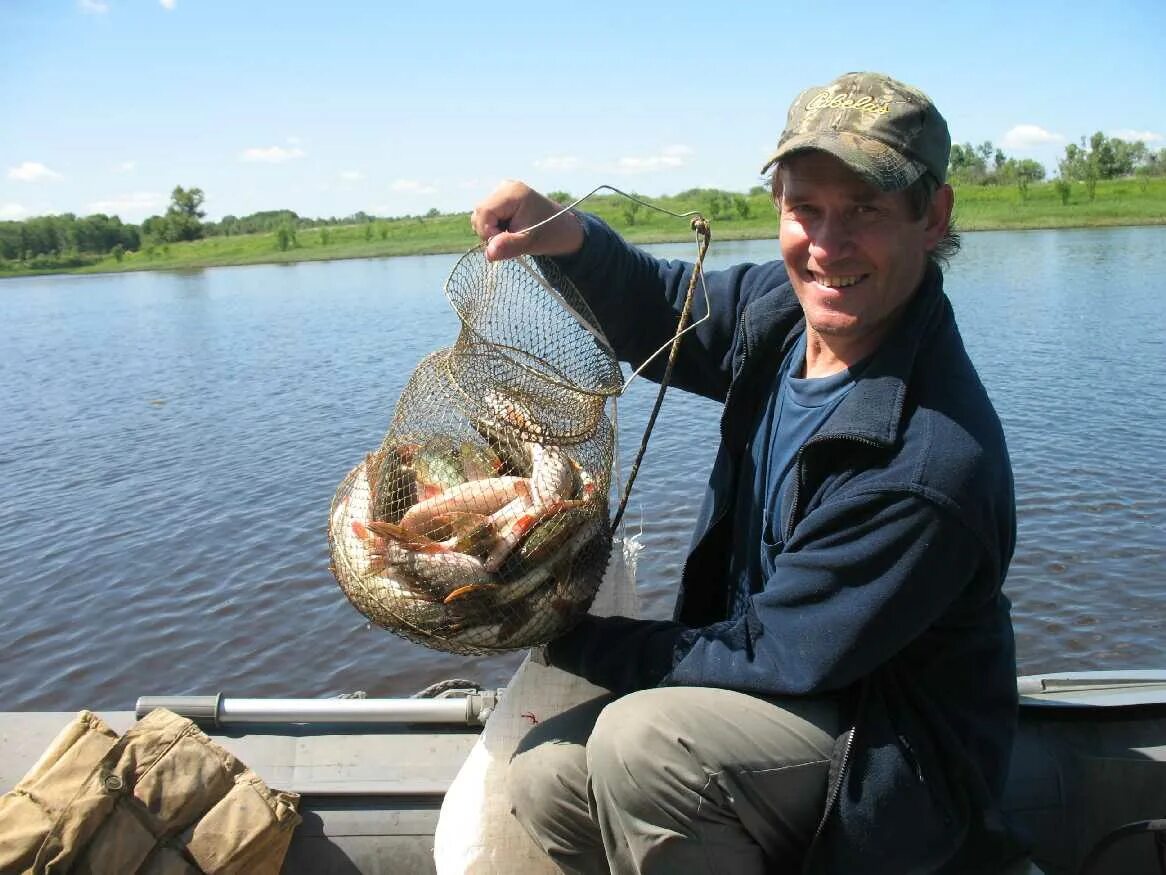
328, 248, 623, 655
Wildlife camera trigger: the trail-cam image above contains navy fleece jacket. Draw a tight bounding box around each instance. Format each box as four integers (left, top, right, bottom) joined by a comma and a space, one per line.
540, 212, 1022, 874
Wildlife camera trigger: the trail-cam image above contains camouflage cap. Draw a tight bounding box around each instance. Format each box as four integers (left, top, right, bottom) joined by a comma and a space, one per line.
761, 72, 950, 190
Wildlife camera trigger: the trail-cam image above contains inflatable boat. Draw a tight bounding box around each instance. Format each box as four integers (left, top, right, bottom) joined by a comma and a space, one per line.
2, 671, 1164, 874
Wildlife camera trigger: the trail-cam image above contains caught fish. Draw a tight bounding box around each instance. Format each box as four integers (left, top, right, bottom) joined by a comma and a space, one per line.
483, 496, 587, 572
367, 447, 416, 523
365, 520, 452, 554
458, 441, 505, 481
330, 464, 377, 577
399, 475, 532, 534
425, 511, 497, 555
495, 576, 560, 645
370, 543, 498, 603
529, 443, 575, 504
492, 517, 603, 608
482, 390, 542, 439
470, 418, 532, 477
413, 436, 468, 498
512, 505, 594, 568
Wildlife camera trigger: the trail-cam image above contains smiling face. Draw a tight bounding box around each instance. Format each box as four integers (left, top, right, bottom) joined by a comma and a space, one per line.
777, 151, 952, 375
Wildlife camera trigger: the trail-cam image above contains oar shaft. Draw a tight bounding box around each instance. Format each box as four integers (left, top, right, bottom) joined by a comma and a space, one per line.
135, 692, 496, 727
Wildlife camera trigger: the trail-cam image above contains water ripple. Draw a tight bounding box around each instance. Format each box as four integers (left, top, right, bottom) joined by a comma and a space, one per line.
1, 230, 1164, 709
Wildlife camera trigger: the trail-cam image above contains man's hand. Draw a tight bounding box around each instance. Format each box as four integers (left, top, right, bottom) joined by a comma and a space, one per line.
470, 180, 585, 262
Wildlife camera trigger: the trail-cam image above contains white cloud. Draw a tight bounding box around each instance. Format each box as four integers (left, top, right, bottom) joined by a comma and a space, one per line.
615, 144, 693, 173
339, 170, 364, 182
0, 203, 28, 219
8, 161, 64, 183
114, 160, 136, 173
1109, 129, 1164, 144
159, 0, 176, 9
86, 192, 166, 217
390, 179, 437, 194
1001, 125, 1065, 150
240, 145, 306, 163
534, 155, 581, 171
79, 0, 110, 13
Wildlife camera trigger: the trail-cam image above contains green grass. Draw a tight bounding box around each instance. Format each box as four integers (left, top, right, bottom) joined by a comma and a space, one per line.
953, 176, 1166, 230
2, 177, 1164, 279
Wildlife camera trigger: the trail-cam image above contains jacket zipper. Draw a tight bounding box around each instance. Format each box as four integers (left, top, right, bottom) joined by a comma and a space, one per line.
783, 431, 887, 543
680, 306, 751, 586
788, 432, 886, 868
718, 305, 752, 445
802, 676, 871, 871
692, 310, 889, 862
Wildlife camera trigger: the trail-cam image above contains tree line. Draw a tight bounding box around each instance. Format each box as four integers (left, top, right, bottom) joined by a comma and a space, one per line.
949, 132, 1165, 201
3, 132, 1165, 268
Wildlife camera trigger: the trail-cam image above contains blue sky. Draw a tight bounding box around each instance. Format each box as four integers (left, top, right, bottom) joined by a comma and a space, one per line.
3, 0, 1164, 223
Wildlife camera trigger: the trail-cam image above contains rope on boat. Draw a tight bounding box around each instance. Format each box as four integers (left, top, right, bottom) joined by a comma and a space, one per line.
411, 678, 486, 698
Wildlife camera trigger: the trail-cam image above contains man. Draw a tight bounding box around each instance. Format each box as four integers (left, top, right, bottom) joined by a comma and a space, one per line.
470, 72, 1022, 874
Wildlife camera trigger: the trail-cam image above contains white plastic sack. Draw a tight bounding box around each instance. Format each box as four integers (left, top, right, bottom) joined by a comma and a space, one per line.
434, 534, 642, 874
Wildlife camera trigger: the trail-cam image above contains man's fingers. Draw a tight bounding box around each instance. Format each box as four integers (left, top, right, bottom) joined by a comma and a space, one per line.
485, 230, 531, 262
470, 180, 584, 260
470, 205, 509, 241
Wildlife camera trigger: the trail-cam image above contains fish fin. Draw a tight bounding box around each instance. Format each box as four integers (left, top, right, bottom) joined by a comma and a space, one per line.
367, 520, 448, 553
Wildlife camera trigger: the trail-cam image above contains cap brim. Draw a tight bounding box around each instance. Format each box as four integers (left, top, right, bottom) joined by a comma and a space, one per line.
760, 130, 927, 192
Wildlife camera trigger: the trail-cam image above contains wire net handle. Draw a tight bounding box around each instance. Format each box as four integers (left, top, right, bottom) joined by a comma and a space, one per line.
512, 184, 714, 396
610, 216, 711, 534
504, 184, 714, 535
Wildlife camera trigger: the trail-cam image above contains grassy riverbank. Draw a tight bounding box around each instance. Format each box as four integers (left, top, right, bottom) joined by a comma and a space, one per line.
3, 177, 1164, 279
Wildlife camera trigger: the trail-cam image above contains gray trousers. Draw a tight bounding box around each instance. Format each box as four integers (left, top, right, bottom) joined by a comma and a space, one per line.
507, 686, 842, 875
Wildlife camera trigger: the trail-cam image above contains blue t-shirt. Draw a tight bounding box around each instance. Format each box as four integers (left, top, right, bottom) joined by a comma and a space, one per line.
725, 334, 862, 619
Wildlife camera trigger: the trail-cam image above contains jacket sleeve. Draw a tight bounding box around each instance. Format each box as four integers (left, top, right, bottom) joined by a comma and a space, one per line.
549, 212, 789, 402
546, 489, 986, 697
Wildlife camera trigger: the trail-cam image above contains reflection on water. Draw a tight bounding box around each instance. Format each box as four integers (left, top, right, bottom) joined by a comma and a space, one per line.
1, 227, 1164, 710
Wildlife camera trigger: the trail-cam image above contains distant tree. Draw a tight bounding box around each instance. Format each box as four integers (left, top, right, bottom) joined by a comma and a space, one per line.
976, 141, 995, 168
1081, 138, 1100, 201
160, 186, 206, 242
1059, 141, 1098, 201
1146, 148, 1166, 177
1089, 132, 1118, 181
275, 222, 297, 252
733, 195, 751, 220
111, 243, 125, 262
363, 222, 373, 241
547, 191, 573, 205
1054, 166, 1072, 206
1002, 158, 1045, 200
1116, 140, 1148, 176
378, 222, 389, 239
319, 227, 331, 246
425, 207, 440, 218
705, 193, 727, 220
621, 199, 642, 226
170, 186, 205, 218
142, 214, 168, 242
949, 143, 989, 185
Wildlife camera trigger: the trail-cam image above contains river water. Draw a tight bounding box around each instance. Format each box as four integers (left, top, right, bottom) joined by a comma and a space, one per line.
1, 227, 1163, 710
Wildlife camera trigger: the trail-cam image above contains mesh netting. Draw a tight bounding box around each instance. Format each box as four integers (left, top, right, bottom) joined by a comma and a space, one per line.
328, 249, 622, 655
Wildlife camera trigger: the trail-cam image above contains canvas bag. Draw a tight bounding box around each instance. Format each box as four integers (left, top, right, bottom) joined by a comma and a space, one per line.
0, 707, 301, 874
433, 533, 642, 874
